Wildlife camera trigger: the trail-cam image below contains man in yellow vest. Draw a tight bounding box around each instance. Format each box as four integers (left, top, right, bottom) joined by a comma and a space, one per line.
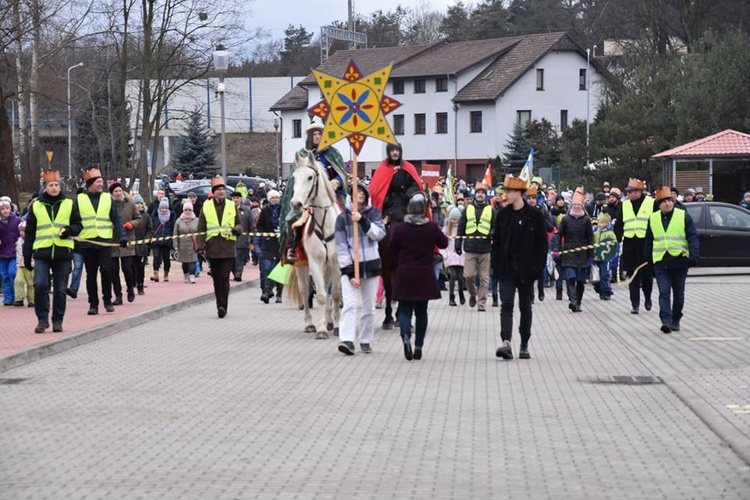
645, 187, 699, 333
197, 176, 243, 318
23, 170, 82, 333
76, 168, 128, 315
616, 178, 656, 314
456, 182, 494, 311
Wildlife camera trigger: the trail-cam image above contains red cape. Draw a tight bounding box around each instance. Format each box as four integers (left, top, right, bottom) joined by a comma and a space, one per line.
369, 160, 422, 212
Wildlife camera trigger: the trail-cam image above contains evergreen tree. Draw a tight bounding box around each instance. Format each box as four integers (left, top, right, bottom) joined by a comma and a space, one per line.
172, 110, 216, 175
439, 2, 472, 41
504, 121, 531, 172
280, 25, 313, 73
524, 118, 561, 168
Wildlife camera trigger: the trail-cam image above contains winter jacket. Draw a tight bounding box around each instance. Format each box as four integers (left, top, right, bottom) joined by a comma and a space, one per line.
389, 220, 449, 301
335, 199, 386, 280
255, 203, 282, 260
150, 210, 176, 248
173, 217, 200, 263
111, 198, 141, 258
234, 203, 253, 249
440, 221, 464, 267
21, 193, 82, 263
133, 209, 153, 257
556, 213, 594, 269
0, 213, 23, 259
491, 202, 548, 282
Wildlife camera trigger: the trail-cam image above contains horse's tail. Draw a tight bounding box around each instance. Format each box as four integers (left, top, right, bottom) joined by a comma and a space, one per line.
284, 265, 304, 308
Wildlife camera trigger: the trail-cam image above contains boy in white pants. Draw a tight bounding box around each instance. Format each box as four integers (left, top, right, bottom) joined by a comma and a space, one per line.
335, 184, 386, 355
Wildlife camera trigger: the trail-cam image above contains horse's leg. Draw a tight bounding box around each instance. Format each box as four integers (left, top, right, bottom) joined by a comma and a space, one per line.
299, 267, 315, 334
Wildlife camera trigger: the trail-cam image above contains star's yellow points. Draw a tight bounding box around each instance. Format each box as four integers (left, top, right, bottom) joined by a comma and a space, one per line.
308, 60, 402, 154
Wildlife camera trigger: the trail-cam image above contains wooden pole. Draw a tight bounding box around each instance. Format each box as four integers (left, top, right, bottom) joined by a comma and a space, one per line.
352, 151, 360, 282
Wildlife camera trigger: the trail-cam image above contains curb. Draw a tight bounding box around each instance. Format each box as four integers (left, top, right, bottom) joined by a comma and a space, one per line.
662, 374, 750, 466
0, 279, 258, 374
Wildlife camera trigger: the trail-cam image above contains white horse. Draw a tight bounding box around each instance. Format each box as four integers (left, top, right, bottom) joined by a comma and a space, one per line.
285, 150, 342, 339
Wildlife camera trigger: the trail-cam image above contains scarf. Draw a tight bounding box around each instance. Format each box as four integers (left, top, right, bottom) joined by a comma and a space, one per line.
267, 203, 281, 229
158, 209, 171, 224
404, 214, 428, 225
180, 210, 195, 222
569, 202, 585, 218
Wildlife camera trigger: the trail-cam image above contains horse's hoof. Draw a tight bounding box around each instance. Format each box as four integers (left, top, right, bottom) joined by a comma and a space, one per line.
316, 331, 329, 340
326, 322, 334, 331
305, 325, 316, 333
298, 305, 304, 310
333, 327, 339, 337
382, 320, 394, 330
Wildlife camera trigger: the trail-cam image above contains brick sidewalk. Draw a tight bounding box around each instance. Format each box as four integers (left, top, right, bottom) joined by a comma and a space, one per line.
0, 273, 748, 498
0, 262, 259, 359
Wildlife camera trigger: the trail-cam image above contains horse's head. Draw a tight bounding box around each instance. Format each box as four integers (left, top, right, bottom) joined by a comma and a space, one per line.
290, 150, 319, 214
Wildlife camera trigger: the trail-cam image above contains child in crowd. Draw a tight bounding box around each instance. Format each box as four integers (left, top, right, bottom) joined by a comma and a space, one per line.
441, 207, 465, 306
593, 213, 617, 300
14, 221, 34, 307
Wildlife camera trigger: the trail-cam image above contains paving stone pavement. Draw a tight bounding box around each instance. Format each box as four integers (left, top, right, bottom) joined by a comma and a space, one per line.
1, 274, 749, 499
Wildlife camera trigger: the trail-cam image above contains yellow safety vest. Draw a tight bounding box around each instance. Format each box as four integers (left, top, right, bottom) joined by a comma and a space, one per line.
32, 199, 74, 251
77, 193, 113, 239
650, 208, 688, 263
465, 204, 492, 235
203, 200, 237, 242
622, 196, 654, 238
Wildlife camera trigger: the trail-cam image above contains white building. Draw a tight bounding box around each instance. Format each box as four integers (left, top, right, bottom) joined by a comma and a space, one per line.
126, 76, 304, 171
271, 32, 607, 181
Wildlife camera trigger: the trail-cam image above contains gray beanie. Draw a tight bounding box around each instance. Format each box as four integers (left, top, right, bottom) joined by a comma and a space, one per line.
133, 195, 145, 205
449, 207, 462, 220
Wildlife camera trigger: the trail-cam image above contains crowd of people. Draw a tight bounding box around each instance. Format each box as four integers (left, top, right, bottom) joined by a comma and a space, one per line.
1, 123, 746, 357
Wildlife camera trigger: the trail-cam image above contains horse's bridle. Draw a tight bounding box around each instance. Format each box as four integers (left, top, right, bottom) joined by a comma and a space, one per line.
297, 161, 335, 245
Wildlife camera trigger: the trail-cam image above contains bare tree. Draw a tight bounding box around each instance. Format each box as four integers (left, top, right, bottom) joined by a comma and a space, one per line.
403, 1, 444, 45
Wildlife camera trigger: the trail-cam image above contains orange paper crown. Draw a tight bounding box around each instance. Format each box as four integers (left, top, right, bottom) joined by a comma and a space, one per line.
526, 184, 539, 196
572, 191, 585, 203
654, 186, 673, 201
503, 174, 527, 191
82, 168, 102, 182
625, 178, 646, 191
42, 170, 61, 184
210, 176, 226, 190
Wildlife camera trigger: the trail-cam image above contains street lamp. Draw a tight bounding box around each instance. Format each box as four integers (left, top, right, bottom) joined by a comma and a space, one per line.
273, 117, 280, 179
67, 62, 84, 178
585, 45, 596, 171
213, 49, 229, 179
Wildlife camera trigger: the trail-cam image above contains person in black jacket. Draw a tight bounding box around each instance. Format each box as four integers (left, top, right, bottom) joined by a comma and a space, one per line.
554, 193, 594, 312
491, 175, 549, 360
23, 170, 83, 333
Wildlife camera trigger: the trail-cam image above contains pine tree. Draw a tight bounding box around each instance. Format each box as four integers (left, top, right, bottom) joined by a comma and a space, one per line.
503, 121, 530, 172
172, 110, 216, 175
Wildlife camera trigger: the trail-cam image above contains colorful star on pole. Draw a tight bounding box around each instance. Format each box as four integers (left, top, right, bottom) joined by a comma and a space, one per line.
308, 60, 402, 155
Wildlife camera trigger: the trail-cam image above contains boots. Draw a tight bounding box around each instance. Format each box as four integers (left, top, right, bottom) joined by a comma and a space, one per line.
137, 285, 145, 295
449, 295, 457, 306
285, 225, 299, 263
152, 271, 159, 282
163, 271, 169, 282
183, 273, 189, 283
567, 279, 577, 312
574, 281, 585, 312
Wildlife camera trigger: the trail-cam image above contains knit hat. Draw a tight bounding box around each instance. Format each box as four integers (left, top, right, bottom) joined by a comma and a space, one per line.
159, 198, 170, 210
595, 192, 606, 201
0, 200, 10, 211
133, 195, 145, 205
449, 207, 462, 220
108, 180, 123, 193
183, 201, 194, 212
266, 190, 281, 199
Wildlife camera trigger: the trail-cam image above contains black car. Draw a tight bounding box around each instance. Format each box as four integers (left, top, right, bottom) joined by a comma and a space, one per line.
683, 201, 750, 267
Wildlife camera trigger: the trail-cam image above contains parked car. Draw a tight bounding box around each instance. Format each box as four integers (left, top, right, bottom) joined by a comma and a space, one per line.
684, 202, 750, 267
225, 175, 277, 196
173, 184, 235, 213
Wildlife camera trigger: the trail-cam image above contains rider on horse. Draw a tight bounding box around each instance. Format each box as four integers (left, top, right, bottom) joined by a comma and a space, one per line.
282, 122, 348, 263
369, 143, 423, 222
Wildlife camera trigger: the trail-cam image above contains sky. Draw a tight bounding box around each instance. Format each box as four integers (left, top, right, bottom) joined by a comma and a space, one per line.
247, 0, 457, 38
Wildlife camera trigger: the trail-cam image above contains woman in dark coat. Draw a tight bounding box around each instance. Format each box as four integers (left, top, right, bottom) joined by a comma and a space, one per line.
150, 198, 176, 282
554, 195, 593, 312
389, 192, 449, 361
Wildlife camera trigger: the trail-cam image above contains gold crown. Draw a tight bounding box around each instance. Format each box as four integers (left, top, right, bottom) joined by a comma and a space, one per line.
503, 174, 527, 191
42, 170, 61, 184
654, 186, 673, 201
83, 168, 102, 181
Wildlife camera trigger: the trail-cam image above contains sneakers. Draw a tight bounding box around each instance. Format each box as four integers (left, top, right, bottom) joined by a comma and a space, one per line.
137, 286, 145, 295
52, 321, 63, 333
189, 275, 196, 284
338, 341, 355, 355
183, 274, 189, 283
13, 301, 24, 306
644, 299, 652, 311
496, 341, 513, 360
469, 295, 477, 308
660, 324, 672, 334
104, 303, 115, 312
127, 288, 135, 302
449, 299, 457, 306
413, 347, 423, 360
275, 295, 282, 303
112, 296, 123, 306
218, 307, 227, 318
477, 304, 486, 312
34, 321, 49, 334
87, 306, 98, 315
360, 343, 372, 354
631, 306, 639, 314
556, 290, 563, 301
671, 323, 680, 332
66, 288, 77, 299
519, 346, 531, 359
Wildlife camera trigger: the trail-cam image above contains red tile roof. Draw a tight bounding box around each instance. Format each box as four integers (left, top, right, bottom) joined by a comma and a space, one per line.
652, 129, 750, 158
